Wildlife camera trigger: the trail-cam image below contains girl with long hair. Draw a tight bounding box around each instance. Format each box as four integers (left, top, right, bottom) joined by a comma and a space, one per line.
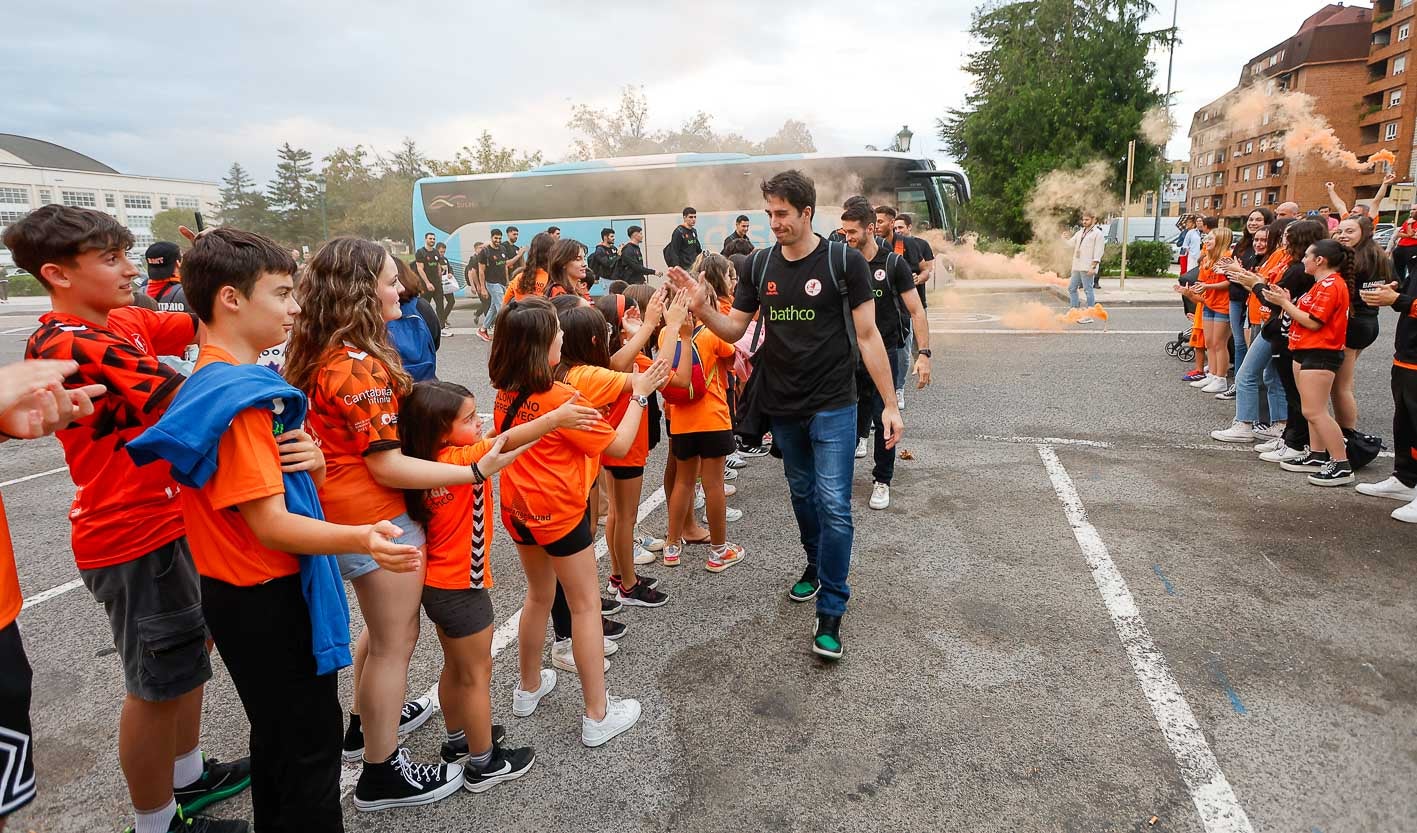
503, 232, 555, 304
399, 380, 595, 790
1263, 238, 1355, 485
1213, 219, 1293, 442
488, 297, 669, 747
1331, 215, 1389, 430
284, 237, 523, 810
1186, 225, 1234, 393
1227, 208, 1275, 373
544, 239, 589, 299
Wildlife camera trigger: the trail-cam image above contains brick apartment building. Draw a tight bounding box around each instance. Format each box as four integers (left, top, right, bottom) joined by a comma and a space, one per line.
1353, 0, 1417, 207
1186, 4, 1373, 221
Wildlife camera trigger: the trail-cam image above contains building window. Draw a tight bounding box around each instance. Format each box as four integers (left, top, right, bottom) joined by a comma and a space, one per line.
1245, 141, 1254, 154
174, 196, 199, 209
1243, 167, 1252, 182
61, 190, 96, 208
1395, 56, 1407, 76
0, 187, 27, 205
1386, 121, 1400, 142
129, 231, 155, 249
1401, 23, 1412, 42
123, 195, 153, 210
158, 197, 169, 210
0, 210, 27, 225
1241, 192, 1250, 206
1144, 195, 1154, 213
1262, 111, 1271, 126
105, 193, 116, 209
1257, 163, 1266, 180
1254, 190, 1263, 205
1392, 89, 1404, 108
37, 189, 52, 205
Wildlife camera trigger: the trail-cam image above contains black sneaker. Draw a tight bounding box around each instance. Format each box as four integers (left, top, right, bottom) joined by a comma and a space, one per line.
607, 574, 660, 593
812, 614, 843, 660
602, 617, 628, 640
353, 748, 464, 812
440, 725, 507, 764
617, 579, 669, 608
602, 596, 623, 615
463, 743, 536, 793
1280, 450, 1329, 473
788, 567, 820, 603
343, 696, 436, 761
174, 756, 251, 814
737, 443, 770, 457
1308, 459, 1355, 487
125, 807, 250, 833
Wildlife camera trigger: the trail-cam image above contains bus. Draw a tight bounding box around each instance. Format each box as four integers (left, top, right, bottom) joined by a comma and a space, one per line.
412, 151, 970, 290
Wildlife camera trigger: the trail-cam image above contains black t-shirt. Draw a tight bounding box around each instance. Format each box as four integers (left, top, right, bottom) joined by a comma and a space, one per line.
732, 238, 873, 417
885, 234, 928, 308
1261, 261, 1314, 350
414, 246, 439, 283
478, 243, 512, 285
1230, 243, 1255, 302
867, 245, 916, 350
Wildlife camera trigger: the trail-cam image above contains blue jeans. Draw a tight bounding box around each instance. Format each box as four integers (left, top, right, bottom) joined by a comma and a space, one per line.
1235, 327, 1286, 425
482, 284, 505, 330
1228, 297, 1249, 374
770, 404, 857, 617
894, 321, 911, 391
1068, 270, 1095, 308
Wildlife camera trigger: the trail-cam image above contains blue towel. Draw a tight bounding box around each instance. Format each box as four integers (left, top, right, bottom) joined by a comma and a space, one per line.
128, 360, 352, 675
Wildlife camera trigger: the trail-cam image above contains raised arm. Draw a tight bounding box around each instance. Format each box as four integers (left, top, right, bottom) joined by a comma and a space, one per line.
667, 266, 751, 343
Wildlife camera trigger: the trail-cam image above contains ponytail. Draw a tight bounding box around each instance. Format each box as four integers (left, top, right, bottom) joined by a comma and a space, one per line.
1310, 238, 1357, 299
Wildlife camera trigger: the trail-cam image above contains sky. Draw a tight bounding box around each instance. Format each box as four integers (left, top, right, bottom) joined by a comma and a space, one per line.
2, 1, 1351, 186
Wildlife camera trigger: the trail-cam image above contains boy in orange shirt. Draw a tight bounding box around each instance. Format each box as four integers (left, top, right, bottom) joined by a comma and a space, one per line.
127, 228, 440, 831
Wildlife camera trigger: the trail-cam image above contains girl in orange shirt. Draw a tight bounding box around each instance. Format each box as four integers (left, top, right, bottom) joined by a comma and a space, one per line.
503, 232, 554, 305
399, 380, 596, 789
489, 297, 669, 747
1186, 225, 1234, 393
543, 239, 590, 300
284, 237, 529, 809
660, 254, 743, 572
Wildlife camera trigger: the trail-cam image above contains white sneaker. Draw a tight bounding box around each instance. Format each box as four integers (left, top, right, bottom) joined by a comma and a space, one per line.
1356, 476, 1417, 502
725, 452, 748, 469
1392, 497, 1417, 523
1260, 445, 1306, 464
1189, 374, 1214, 388
694, 484, 705, 510
512, 669, 557, 718
1254, 437, 1284, 454
581, 695, 641, 747
723, 483, 737, 497
1200, 376, 1228, 394
723, 465, 738, 481
635, 530, 665, 552
705, 507, 743, 524
869, 482, 890, 510
550, 638, 611, 675
855, 438, 869, 458
633, 547, 656, 566
895, 389, 905, 410
1210, 422, 1254, 443
1254, 422, 1285, 440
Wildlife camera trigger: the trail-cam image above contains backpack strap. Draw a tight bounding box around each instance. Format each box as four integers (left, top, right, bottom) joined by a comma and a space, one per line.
747, 244, 778, 355
498, 390, 535, 436
826, 241, 859, 364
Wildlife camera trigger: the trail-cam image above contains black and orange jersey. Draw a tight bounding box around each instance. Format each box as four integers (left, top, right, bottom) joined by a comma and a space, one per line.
305, 345, 407, 526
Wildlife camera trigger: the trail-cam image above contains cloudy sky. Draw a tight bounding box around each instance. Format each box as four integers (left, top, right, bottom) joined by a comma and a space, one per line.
4, 1, 1342, 185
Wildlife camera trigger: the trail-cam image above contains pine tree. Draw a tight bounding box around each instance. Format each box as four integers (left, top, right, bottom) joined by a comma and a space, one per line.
216, 162, 276, 235
267, 143, 319, 245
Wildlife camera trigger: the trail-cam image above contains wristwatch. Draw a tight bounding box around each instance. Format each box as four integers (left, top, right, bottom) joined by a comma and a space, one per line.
630, 394, 650, 408
917, 349, 933, 358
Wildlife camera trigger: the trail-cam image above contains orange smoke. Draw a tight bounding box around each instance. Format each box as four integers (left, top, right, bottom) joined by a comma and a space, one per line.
1371, 148, 1398, 167
918, 231, 1068, 287
1224, 85, 1373, 172
1001, 302, 1064, 330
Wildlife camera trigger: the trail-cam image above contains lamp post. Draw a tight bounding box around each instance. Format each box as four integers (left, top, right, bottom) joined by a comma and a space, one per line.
894, 125, 914, 153
315, 176, 328, 242
1152, 0, 1179, 243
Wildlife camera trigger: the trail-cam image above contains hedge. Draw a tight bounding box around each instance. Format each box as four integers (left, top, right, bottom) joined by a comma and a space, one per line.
0, 272, 45, 296
1099, 241, 1173, 277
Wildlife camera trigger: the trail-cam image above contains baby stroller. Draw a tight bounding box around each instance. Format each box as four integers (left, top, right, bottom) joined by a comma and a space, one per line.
1165, 266, 1199, 363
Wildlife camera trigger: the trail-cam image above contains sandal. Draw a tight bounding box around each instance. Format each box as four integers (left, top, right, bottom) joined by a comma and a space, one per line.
681, 533, 712, 545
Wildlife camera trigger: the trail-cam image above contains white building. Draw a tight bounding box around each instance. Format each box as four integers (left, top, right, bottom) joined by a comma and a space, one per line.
0, 133, 220, 269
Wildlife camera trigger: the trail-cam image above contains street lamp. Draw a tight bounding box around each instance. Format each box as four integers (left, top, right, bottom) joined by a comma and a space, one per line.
894, 125, 914, 153
314, 176, 329, 242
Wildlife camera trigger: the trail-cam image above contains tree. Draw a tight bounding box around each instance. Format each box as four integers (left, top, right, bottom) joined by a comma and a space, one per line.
267, 143, 319, 245
940, 0, 1166, 241
567, 86, 815, 160
431, 131, 544, 176
216, 162, 277, 235
150, 209, 194, 248
382, 138, 433, 181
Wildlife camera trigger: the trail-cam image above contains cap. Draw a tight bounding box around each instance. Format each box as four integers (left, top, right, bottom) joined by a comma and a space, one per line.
144, 241, 181, 279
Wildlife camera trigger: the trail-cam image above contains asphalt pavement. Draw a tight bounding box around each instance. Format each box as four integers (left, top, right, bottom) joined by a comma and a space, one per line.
1, 291, 1412, 833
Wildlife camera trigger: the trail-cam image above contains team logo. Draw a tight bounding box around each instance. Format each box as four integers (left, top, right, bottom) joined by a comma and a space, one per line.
805, 279, 822, 297
873, 268, 887, 282
766, 281, 779, 296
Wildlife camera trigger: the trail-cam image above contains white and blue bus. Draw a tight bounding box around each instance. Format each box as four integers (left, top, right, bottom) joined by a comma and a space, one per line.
412, 151, 969, 292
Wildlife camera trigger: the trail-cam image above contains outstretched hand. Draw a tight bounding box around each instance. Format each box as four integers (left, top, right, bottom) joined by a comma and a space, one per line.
476, 434, 536, 476
549, 391, 602, 431
633, 357, 672, 396
367, 521, 421, 572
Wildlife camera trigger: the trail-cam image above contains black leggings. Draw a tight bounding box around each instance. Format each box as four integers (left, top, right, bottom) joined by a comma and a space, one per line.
1274, 346, 1310, 450
424, 290, 454, 328
1394, 365, 1417, 487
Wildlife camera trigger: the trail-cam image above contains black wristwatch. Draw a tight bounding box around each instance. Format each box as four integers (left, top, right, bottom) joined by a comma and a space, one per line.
917, 349, 933, 358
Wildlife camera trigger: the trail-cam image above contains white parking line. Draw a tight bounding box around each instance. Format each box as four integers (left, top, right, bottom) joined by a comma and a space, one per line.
337, 486, 668, 800
0, 466, 67, 489
1037, 444, 1253, 833
20, 578, 82, 611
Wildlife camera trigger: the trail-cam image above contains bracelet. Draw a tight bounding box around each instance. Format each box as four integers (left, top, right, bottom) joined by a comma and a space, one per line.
471, 461, 486, 484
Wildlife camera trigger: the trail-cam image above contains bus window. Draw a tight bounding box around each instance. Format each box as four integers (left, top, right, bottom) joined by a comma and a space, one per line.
931, 179, 962, 241
896, 188, 930, 227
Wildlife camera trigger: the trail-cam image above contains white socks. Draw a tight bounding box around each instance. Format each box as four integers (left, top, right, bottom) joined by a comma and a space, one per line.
173, 746, 204, 788
134, 798, 177, 833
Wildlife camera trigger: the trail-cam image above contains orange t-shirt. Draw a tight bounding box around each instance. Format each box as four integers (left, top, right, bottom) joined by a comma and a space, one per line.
562, 364, 633, 471
1199, 265, 1230, 314
25, 305, 196, 569
659, 324, 735, 435
423, 442, 496, 590
504, 269, 548, 304
180, 346, 301, 586
1289, 275, 1350, 352
494, 382, 616, 541
0, 495, 19, 629
1248, 251, 1292, 324
602, 354, 653, 468
305, 346, 405, 526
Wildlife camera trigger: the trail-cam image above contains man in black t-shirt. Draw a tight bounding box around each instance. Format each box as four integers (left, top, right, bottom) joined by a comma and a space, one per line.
722, 215, 752, 254
666, 207, 703, 269
841, 198, 931, 512
672, 170, 901, 661
475, 228, 513, 340
588, 228, 620, 286
616, 226, 657, 284
876, 206, 929, 409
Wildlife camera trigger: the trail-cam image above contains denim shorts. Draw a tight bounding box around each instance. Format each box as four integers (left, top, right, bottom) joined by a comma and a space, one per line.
337, 512, 426, 581
1202, 307, 1230, 322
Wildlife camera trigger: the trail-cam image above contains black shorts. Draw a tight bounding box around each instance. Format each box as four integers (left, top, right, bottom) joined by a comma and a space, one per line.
605, 464, 644, 480
1346, 314, 1380, 350
0, 622, 36, 818
421, 587, 494, 639
506, 508, 594, 557
1294, 348, 1346, 372
670, 429, 735, 460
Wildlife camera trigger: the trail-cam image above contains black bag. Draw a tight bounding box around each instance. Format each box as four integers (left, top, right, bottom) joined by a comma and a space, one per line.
1343, 427, 1385, 471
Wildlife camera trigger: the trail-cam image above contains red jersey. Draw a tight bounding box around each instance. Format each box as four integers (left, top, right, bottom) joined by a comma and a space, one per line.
25, 306, 197, 569
1, 495, 19, 629
423, 442, 496, 590
1289, 275, 1350, 352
